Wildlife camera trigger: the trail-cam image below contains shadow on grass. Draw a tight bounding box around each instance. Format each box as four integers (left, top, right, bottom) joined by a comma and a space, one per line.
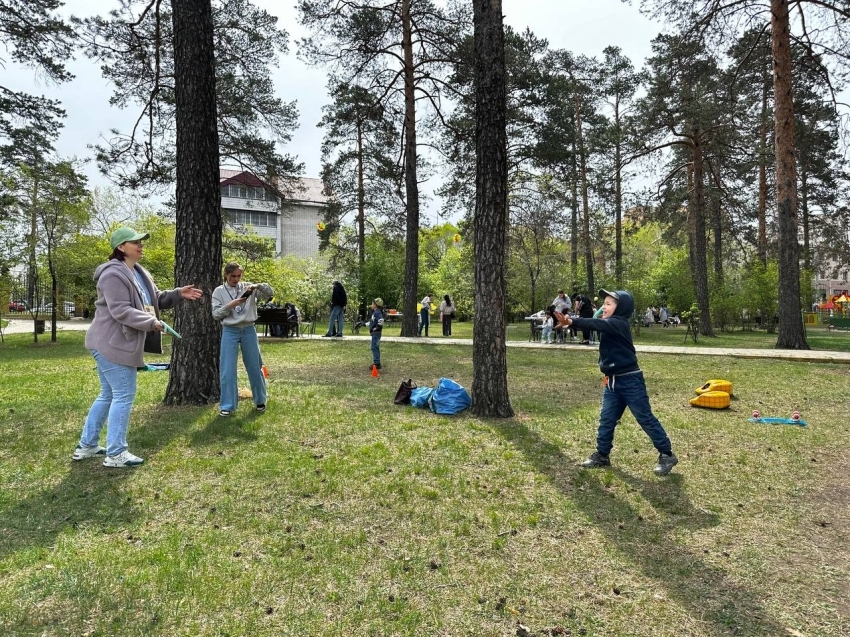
0, 406, 206, 564
490, 418, 788, 636
189, 411, 260, 446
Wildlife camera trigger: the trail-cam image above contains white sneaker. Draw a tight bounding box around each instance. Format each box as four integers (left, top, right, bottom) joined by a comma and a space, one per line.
72, 444, 106, 461
103, 450, 144, 468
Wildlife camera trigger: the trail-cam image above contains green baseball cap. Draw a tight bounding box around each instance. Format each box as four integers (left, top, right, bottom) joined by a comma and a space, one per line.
110, 227, 150, 249
374, 297, 383, 307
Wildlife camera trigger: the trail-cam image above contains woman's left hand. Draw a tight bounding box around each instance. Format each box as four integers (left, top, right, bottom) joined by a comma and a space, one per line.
179, 285, 204, 301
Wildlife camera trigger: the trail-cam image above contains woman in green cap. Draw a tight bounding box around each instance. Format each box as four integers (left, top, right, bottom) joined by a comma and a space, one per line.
72, 227, 203, 468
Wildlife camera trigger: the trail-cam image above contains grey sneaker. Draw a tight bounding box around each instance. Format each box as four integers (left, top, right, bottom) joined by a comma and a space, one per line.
581, 452, 611, 468
103, 450, 144, 468
654, 452, 678, 476
72, 444, 106, 461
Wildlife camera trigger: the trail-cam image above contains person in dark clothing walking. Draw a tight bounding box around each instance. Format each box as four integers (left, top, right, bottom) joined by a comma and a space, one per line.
571, 293, 595, 344
556, 289, 678, 476
323, 280, 347, 337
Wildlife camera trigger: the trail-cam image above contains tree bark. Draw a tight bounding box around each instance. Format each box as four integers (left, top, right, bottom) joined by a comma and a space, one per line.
400, 0, 421, 337
690, 134, 714, 336
771, 0, 809, 349
357, 121, 366, 319
165, 0, 224, 405
757, 72, 769, 265
800, 163, 810, 271
574, 94, 594, 295
569, 129, 579, 289
614, 95, 623, 287
710, 168, 723, 282
471, 0, 512, 418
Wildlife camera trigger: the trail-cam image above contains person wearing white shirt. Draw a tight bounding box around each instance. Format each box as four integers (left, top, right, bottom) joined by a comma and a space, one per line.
552, 290, 572, 313
419, 293, 433, 336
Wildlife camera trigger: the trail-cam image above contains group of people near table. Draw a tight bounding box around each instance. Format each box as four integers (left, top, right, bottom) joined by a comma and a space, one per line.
531, 289, 598, 344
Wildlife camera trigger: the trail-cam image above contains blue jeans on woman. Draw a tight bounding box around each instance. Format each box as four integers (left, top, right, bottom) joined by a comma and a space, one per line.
596, 371, 671, 456
419, 308, 430, 336
327, 305, 344, 336
79, 349, 138, 457
220, 325, 267, 412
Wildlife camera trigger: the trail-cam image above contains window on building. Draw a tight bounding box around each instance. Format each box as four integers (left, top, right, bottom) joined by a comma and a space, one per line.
223, 209, 277, 228
221, 183, 276, 200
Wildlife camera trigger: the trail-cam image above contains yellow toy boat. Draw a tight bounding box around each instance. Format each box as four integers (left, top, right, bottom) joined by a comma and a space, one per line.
696, 379, 732, 396
689, 391, 730, 409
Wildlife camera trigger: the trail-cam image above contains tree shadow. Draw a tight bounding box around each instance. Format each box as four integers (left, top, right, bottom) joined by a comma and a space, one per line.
0, 407, 204, 563
490, 419, 787, 636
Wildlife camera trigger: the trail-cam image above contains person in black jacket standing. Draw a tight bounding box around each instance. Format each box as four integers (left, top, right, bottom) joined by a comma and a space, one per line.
323, 280, 347, 337
556, 289, 678, 476
571, 292, 595, 344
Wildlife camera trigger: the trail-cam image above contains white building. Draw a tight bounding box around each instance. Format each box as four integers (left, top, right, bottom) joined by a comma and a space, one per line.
220, 169, 328, 258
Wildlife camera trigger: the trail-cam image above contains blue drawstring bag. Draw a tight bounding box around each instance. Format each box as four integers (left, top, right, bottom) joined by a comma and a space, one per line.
410, 387, 435, 408
429, 378, 471, 414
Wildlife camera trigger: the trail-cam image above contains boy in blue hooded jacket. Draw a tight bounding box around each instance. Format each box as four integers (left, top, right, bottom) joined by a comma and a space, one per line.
556, 289, 678, 476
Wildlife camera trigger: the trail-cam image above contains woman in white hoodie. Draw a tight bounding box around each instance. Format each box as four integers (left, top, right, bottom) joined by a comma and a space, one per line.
211, 262, 274, 417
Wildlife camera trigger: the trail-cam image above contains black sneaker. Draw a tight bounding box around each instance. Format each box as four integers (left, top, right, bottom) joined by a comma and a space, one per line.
322, 333, 334, 337
654, 453, 678, 476
581, 452, 611, 468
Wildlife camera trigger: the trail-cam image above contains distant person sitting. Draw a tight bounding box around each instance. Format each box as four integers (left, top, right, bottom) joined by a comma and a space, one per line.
282, 302, 300, 338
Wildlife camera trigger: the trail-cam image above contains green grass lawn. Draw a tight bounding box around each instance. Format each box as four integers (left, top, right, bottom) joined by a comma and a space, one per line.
0, 332, 847, 636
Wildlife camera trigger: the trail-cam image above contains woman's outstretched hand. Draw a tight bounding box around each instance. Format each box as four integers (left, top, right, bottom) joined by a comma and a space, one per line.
180, 285, 204, 301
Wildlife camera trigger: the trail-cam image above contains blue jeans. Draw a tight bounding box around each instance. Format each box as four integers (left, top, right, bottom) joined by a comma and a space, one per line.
541, 325, 552, 342
419, 308, 430, 336
327, 305, 344, 335
220, 325, 267, 411
371, 330, 382, 365
597, 371, 671, 456
79, 349, 138, 457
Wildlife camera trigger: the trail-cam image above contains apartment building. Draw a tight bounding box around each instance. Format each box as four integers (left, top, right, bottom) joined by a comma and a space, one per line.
220, 169, 327, 258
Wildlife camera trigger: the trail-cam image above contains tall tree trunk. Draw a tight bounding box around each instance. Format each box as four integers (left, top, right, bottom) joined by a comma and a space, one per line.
400, 0, 420, 337
710, 167, 723, 282
471, 0, 512, 418
690, 135, 714, 336
28, 175, 39, 343
771, 0, 809, 349
757, 73, 769, 265
569, 131, 579, 290
165, 0, 224, 405
574, 96, 594, 295
614, 98, 623, 287
357, 122, 366, 320
800, 162, 811, 271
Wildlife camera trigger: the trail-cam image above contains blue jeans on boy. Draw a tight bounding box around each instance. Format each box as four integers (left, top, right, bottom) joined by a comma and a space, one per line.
220, 325, 267, 412
79, 349, 138, 457
541, 325, 552, 342
371, 330, 382, 365
327, 305, 344, 335
597, 371, 671, 456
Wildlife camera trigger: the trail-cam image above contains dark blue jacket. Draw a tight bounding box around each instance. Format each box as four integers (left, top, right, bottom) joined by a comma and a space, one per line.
570, 290, 639, 376
369, 309, 384, 333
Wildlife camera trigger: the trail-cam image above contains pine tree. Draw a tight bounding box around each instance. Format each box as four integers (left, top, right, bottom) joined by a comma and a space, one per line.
471, 0, 512, 418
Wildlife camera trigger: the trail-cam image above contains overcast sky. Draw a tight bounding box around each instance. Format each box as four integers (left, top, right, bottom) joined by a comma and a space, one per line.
5, 0, 664, 210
